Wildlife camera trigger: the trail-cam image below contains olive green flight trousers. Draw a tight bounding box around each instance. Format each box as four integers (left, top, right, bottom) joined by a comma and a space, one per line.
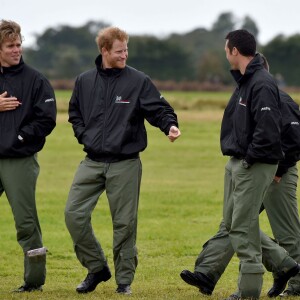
65, 157, 142, 285
263, 165, 300, 294
0, 155, 46, 287
194, 164, 300, 295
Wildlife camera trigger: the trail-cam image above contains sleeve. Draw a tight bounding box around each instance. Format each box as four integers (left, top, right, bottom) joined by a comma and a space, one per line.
276, 96, 300, 176
245, 84, 282, 163
68, 77, 85, 144
19, 76, 56, 140
139, 76, 178, 135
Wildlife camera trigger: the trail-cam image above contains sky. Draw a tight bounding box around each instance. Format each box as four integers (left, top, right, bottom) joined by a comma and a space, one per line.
2, 0, 300, 47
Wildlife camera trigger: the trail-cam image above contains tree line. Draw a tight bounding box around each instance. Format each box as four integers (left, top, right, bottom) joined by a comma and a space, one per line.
24, 12, 300, 87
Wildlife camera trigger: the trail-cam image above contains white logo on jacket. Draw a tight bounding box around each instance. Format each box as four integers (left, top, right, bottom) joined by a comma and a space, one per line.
115, 96, 130, 104
261, 107, 271, 111
45, 98, 55, 103
291, 121, 300, 125
239, 97, 247, 107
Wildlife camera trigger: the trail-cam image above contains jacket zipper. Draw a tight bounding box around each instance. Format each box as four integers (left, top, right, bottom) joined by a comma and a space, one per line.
102, 78, 110, 151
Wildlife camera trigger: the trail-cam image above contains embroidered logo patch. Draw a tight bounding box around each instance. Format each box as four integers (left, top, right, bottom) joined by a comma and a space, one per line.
238, 97, 247, 107
45, 98, 55, 103
115, 96, 130, 104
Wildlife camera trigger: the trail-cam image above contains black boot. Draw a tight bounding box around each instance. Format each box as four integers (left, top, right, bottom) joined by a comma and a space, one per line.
180, 269, 215, 295
267, 264, 300, 297
76, 264, 111, 293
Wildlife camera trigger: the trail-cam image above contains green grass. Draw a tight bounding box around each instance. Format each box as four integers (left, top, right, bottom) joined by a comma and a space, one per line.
0, 93, 297, 299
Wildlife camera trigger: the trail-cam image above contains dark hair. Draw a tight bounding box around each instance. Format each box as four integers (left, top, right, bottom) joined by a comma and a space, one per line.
225, 29, 256, 56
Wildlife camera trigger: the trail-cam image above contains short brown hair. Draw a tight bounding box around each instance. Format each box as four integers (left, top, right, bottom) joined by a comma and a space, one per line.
95, 27, 128, 53
0, 19, 22, 48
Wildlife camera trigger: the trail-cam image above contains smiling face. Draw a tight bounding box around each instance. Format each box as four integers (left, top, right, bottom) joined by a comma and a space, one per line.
102, 39, 128, 69
0, 36, 22, 67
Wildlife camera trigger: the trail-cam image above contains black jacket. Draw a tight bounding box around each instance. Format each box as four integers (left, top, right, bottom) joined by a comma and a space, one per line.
0, 57, 57, 158
220, 54, 284, 164
69, 55, 178, 162
276, 90, 300, 176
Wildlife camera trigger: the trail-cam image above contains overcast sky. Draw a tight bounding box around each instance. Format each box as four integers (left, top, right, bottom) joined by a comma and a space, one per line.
2, 0, 300, 47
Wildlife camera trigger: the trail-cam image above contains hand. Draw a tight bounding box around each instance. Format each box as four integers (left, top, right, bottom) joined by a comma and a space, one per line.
274, 176, 281, 183
0, 91, 21, 112
168, 125, 181, 142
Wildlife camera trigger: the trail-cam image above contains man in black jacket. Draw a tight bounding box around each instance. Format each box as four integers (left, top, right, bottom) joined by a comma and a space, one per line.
0, 20, 56, 292
181, 30, 289, 300
65, 26, 180, 295
180, 54, 300, 298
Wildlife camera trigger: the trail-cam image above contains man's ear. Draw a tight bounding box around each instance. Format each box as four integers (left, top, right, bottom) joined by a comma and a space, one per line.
232, 47, 239, 56
101, 47, 108, 55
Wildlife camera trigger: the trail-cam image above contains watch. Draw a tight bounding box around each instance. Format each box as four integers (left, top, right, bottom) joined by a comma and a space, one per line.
241, 159, 251, 169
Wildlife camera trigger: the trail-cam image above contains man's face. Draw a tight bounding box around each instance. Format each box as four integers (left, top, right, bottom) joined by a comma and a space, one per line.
103, 39, 128, 69
0, 36, 22, 67
224, 40, 238, 69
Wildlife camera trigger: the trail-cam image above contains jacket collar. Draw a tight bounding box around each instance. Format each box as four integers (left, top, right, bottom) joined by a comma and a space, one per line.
0, 56, 24, 74
230, 53, 264, 85
95, 55, 123, 77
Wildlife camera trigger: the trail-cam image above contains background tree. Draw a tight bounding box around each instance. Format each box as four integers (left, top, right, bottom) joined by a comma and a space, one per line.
240, 15, 259, 39
22, 13, 300, 87
128, 35, 193, 81
25, 21, 109, 79
211, 12, 235, 37
262, 34, 300, 86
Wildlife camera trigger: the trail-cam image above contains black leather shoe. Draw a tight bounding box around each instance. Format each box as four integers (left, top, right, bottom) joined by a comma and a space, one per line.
280, 289, 300, 297
76, 265, 111, 293
180, 269, 215, 295
268, 264, 300, 297
13, 283, 42, 293
116, 284, 132, 295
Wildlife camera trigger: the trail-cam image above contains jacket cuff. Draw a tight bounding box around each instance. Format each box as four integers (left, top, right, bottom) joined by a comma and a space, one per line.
245, 155, 255, 166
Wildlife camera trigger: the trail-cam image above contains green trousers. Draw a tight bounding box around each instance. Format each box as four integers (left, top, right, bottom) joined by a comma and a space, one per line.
65, 157, 142, 285
263, 165, 300, 293
194, 164, 300, 294
0, 155, 46, 286
223, 158, 277, 298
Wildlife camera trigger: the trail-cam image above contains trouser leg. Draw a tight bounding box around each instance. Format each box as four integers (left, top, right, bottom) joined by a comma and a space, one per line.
194, 220, 234, 284
261, 230, 296, 273
65, 157, 107, 273
193, 218, 296, 287
0, 156, 46, 286
106, 158, 142, 285
263, 165, 300, 292
223, 158, 277, 298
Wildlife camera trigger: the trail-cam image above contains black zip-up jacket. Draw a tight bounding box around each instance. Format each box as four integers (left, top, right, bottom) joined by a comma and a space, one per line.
276, 90, 300, 176
69, 55, 178, 162
220, 54, 284, 165
0, 57, 57, 158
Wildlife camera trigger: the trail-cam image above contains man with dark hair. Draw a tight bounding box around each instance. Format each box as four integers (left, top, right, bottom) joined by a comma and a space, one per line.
180, 53, 300, 298
0, 19, 56, 292
65, 26, 180, 296
180, 30, 296, 299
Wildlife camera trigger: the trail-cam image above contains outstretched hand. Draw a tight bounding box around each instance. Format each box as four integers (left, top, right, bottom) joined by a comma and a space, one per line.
168, 126, 181, 142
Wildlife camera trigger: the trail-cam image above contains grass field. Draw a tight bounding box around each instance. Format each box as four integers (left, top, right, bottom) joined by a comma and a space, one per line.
0, 90, 297, 299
